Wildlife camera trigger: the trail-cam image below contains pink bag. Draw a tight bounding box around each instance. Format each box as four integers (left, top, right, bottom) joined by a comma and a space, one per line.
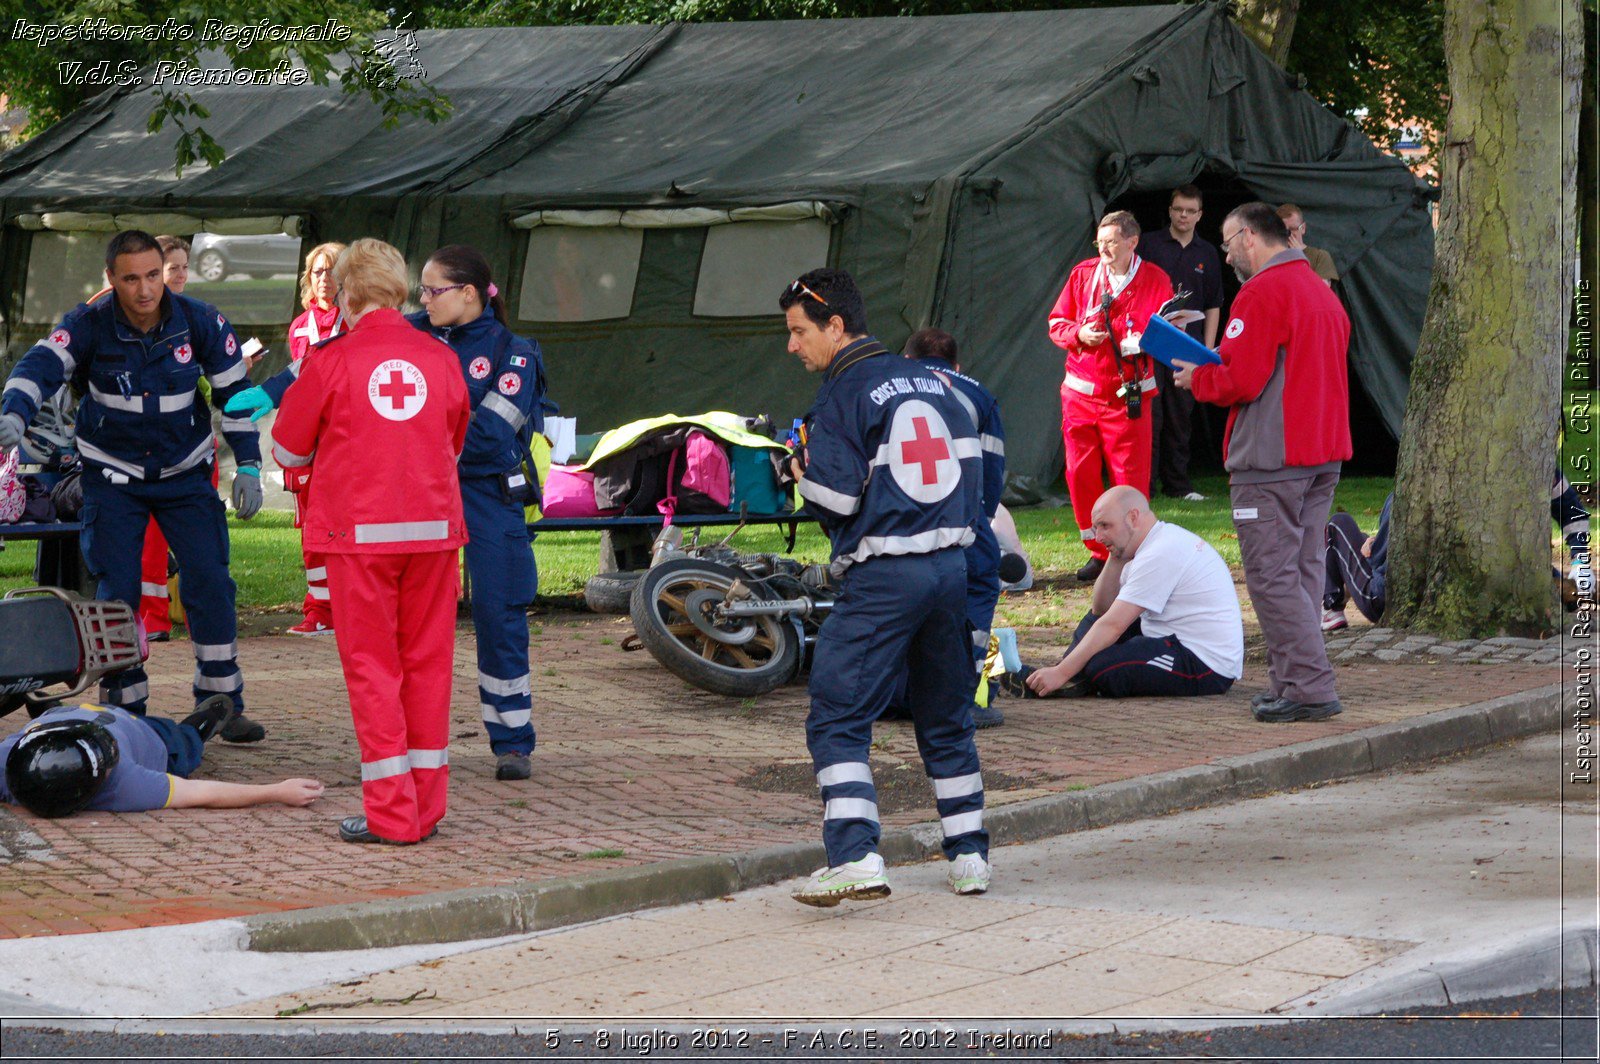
541, 464, 616, 518
0, 450, 25, 524
657, 431, 732, 525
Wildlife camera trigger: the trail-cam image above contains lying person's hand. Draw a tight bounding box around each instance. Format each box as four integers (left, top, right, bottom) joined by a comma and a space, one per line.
275, 778, 326, 807
1360, 535, 1376, 558
1024, 662, 1069, 697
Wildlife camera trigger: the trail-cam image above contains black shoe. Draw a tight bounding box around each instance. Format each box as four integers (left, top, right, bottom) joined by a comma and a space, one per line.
219, 711, 266, 743
1250, 691, 1281, 709
1000, 666, 1092, 700
181, 695, 234, 743
972, 703, 1005, 728
495, 752, 532, 781
1075, 557, 1105, 582
147, 630, 171, 643
338, 815, 436, 845
1254, 697, 1343, 723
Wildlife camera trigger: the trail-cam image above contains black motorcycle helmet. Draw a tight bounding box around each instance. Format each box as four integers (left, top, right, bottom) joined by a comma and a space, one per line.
4, 718, 119, 818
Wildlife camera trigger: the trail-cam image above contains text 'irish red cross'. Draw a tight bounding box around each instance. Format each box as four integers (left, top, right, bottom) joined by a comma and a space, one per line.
900, 416, 950, 484
377, 370, 417, 410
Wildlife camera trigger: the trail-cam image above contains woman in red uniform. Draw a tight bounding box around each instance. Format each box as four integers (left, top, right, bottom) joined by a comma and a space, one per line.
284, 241, 347, 636
270, 239, 471, 845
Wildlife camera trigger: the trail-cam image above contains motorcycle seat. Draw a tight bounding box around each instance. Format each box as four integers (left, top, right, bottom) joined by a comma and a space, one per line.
0, 596, 81, 691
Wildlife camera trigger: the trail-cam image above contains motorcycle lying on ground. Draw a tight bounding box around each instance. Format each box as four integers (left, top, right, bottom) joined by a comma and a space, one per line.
626, 524, 835, 697
0, 587, 145, 720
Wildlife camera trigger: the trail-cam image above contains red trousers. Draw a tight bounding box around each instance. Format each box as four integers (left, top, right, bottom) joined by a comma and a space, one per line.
138, 518, 171, 634
302, 545, 333, 627
1060, 385, 1153, 561
326, 549, 458, 843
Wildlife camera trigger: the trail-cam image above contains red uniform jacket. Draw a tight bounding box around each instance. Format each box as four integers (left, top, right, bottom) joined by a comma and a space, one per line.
270, 307, 471, 554
1047, 255, 1173, 400
1189, 250, 1352, 481
288, 303, 344, 364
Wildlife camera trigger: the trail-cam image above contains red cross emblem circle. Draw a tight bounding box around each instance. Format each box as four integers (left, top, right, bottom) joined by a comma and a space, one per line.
367, 359, 428, 422
888, 400, 960, 503
469, 356, 491, 380
497, 372, 521, 396
48, 329, 70, 348
173, 342, 193, 364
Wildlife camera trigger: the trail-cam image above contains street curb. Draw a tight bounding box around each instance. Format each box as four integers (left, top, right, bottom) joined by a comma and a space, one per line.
243, 684, 1564, 952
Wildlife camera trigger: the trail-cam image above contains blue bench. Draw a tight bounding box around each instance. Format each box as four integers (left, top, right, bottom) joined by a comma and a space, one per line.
0, 521, 91, 593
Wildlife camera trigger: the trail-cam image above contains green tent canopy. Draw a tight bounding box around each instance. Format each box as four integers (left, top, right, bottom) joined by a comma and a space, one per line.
0, 3, 1433, 486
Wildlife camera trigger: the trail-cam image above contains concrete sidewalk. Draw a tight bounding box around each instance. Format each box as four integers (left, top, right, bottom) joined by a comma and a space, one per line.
0, 609, 1572, 952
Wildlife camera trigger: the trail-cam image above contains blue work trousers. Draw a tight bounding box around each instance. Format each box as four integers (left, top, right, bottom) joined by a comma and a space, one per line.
80, 465, 244, 715
462, 476, 537, 755
807, 548, 987, 866
139, 714, 206, 776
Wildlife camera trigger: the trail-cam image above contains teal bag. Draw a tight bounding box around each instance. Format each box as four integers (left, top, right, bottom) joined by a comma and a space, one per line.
729, 445, 787, 513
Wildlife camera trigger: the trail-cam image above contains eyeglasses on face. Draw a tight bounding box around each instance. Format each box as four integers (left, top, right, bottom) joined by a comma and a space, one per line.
418, 283, 467, 300
789, 279, 829, 308
1170, 206, 1201, 216
1220, 228, 1246, 251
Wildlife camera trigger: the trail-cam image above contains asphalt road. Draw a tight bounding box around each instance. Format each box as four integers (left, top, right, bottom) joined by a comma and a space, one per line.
2, 985, 1594, 1061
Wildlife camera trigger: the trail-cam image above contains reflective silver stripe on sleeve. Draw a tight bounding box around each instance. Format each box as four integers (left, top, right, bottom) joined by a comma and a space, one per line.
361, 754, 411, 782
101, 680, 149, 703
88, 383, 143, 413
306, 566, 328, 580
408, 748, 449, 770
948, 387, 980, 431
479, 392, 526, 431
308, 586, 331, 600
273, 442, 313, 468
797, 478, 861, 516
354, 520, 452, 544
160, 435, 215, 478
980, 434, 1005, 457
42, 338, 75, 375
478, 670, 531, 697
193, 667, 243, 692
481, 703, 533, 729
1062, 372, 1097, 396
158, 391, 196, 413
816, 762, 873, 788
932, 772, 984, 800
208, 360, 249, 387
824, 797, 880, 822
844, 526, 974, 565
288, 359, 305, 379
1047, 316, 1070, 329
192, 641, 238, 662
3, 379, 42, 407
940, 810, 984, 837
1140, 376, 1157, 393
77, 439, 146, 479
140, 581, 168, 598
219, 416, 255, 433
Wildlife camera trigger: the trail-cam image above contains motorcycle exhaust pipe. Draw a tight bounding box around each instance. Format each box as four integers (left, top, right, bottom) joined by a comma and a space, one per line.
716, 597, 832, 620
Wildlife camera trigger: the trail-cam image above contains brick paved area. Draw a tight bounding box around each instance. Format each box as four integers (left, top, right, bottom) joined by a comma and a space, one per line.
0, 608, 1567, 940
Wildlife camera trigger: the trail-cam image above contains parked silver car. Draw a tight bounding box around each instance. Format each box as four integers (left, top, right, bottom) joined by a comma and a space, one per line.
189, 233, 301, 283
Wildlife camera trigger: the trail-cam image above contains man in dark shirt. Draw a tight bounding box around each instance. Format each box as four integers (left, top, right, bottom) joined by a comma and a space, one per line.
1138, 185, 1223, 501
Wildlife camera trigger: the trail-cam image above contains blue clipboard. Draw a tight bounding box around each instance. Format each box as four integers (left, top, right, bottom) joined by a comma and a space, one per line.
1138, 312, 1221, 368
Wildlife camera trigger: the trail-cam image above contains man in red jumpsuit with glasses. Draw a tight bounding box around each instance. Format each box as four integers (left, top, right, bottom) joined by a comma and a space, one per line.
1047, 211, 1173, 583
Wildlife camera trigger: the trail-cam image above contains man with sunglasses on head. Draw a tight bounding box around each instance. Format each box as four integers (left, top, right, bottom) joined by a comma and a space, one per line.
1047, 211, 1174, 584
779, 269, 991, 907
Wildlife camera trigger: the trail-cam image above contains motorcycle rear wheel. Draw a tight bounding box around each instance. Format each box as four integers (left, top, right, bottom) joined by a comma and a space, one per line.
629, 558, 801, 697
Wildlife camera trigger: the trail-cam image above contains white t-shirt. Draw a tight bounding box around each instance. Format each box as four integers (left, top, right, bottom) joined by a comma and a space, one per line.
1116, 521, 1244, 679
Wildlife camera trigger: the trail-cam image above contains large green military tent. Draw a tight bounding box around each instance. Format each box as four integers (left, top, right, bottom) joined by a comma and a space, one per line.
0, 3, 1433, 485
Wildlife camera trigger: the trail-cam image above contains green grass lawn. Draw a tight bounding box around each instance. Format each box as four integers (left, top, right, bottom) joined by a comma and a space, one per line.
0, 476, 1397, 613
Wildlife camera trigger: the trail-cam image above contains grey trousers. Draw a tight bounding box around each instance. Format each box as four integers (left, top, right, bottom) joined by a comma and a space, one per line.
1231, 472, 1340, 703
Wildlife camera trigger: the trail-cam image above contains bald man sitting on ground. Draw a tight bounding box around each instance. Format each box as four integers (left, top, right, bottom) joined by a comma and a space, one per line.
1014, 486, 1244, 699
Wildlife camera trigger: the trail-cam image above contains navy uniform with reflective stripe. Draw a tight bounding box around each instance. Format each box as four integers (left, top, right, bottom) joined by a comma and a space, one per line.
798, 337, 989, 867
918, 360, 1007, 671
0, 292, 259, 716
407, 308, 545, 757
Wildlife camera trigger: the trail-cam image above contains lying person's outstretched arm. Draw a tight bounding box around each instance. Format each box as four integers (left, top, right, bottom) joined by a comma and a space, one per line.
167, 777, 325, 809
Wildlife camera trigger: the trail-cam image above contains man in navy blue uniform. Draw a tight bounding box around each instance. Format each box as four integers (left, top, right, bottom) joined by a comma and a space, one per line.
780, 269, 991, 906
904, 328, 1008, 729
0, 231, 266, 742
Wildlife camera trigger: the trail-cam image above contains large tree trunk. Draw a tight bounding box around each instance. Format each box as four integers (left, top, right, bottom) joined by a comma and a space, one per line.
1232, 0, 1301, 67
1387, 0, 1583, 637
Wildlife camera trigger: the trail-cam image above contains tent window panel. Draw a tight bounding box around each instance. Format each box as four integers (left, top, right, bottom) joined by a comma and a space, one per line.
184, 233, 303, 325
693, 220, 832, 318
519, 228, 643, 323
23, 233, 106, 324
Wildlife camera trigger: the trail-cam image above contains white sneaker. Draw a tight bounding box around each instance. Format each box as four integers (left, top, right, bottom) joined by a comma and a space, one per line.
1182, 491, 1207, 502
792, 853, 890, 907
947, 852, 991, 895
1321, 607, 1348, 632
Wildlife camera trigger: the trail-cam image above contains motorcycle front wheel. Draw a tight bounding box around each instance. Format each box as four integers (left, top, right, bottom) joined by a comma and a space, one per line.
629, 558, 802, 697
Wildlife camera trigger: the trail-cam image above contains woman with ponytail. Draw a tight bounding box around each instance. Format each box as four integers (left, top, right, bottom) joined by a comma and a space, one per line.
406, 245, 547, 783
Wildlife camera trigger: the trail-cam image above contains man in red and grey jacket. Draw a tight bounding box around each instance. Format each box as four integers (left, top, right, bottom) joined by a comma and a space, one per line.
1173, 202, 1351, 724
1047, 211, 1173, 583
